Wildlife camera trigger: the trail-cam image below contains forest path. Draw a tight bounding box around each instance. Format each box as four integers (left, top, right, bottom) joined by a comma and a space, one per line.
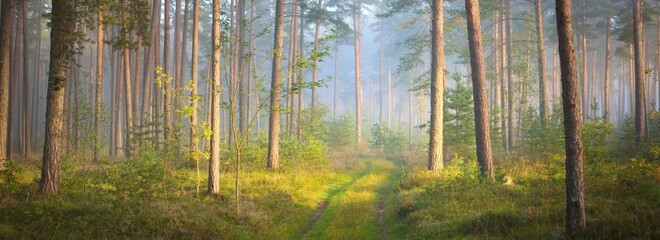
299, 158, 404, 240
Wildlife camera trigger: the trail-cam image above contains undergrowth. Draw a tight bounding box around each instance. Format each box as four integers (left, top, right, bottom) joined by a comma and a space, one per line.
396, 155, 660, 239
0, 148, 348, 240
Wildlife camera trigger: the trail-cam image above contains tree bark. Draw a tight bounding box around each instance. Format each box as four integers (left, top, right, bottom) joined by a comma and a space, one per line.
0, 0, 14, 167
499, 0, 507, 150
267, 0, 285, 169
334, 40, 339, 117
208, 0, 221, 194
465, 0, 493, 178
311, 0, 323, 113
190, 0, 199, 157
505, 0, 513, 150
238, 0, 247, 139
353, 0, 363, 145
163, 0, 172, 142
603, 11, 610, 122
387, 60, 391, 127
428, 0, 444, 172
21, 0, 30, 157
121, 2, 134, 157
633, 0, 646, 143
95, 0, 104, 161
379, 21, 384, 124
535, 0, 547, 125
555, 0, 586, 234
40, 0, 77, 194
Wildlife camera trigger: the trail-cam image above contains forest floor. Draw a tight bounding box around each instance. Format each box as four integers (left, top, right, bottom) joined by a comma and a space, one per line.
0, 150, 658, 239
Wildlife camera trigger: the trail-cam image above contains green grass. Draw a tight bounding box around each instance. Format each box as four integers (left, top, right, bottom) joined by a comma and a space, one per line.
396, 156, 660, 239
2, 148, 656, 240
0, 151, 354, 240
304, 158, 405, 240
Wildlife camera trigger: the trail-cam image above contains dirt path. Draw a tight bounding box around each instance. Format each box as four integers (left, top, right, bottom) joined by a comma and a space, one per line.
299, 199, 330, 236
376, 199, 387, 238
299, 158, 402, 239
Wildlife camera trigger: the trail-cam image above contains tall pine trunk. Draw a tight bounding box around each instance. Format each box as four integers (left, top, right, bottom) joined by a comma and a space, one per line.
535, 0, 547, 125
604, 11, 611, 122
208, 0, 221, 194
163, 0, 172, 142
555, 0, 586, 234
189, 0, 199, 158
465, 0, 493, 178
94, 0, 104, 161
353, 0, 363, 145
40, 0, 77, 194
311, 0, 323, 113
633, 0, 646, 143
267, 0, 285, 169
238, 0, 247, 139
0, 0, 14, 167
428, 0, 444, 171
22, 0, 30, 157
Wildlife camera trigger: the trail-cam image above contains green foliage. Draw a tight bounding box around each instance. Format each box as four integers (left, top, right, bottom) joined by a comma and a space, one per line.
396, 158, 660, 239
0, 150, 346, 239
0, 161, 21, 196
582, 118, 614, 165
368, 124, 407, 158
444, 73, 476, 161
614, 116, 638, 157
324, 114, 356, 149
519, 105, 565, 157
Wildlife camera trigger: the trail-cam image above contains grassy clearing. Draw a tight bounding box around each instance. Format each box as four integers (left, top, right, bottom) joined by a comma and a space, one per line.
0, 150, 366, 240
396, 155, 660, 239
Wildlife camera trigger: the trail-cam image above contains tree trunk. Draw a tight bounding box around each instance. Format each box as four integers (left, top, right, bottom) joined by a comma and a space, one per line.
465, 0, 493, 178
581, 0, 587, 121
238, 0, 247, 139
141, 0, 160, 144
379, 21, 384, 124
246, 0, 254, 138
190, 0, 199, 157
174, 0, 182, 108
387, 60, 392, 127
334, 40, 339, 117
633, 0, 646, 143
0, 0, 14, 167
428, 0, 444, 172
555, 0, 586, 234
604, 11, 610, 122
297, 2, 305, 141
40, 0, 77, 194
493, 12, 500, 116
505, 0, 513, 150
208, 0, 221, 194
179, 0, 189, 92
95, 1, 104, 161
121, 2, 134, 157
535, 0, 547, 125
311, 0, 323, 113
21, 0, 30, 157
353, 0, 363, 145
267, 0, 285, 169
163, 0, 172, 142
286, 0, 298, 134
499, 0, 507, 150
